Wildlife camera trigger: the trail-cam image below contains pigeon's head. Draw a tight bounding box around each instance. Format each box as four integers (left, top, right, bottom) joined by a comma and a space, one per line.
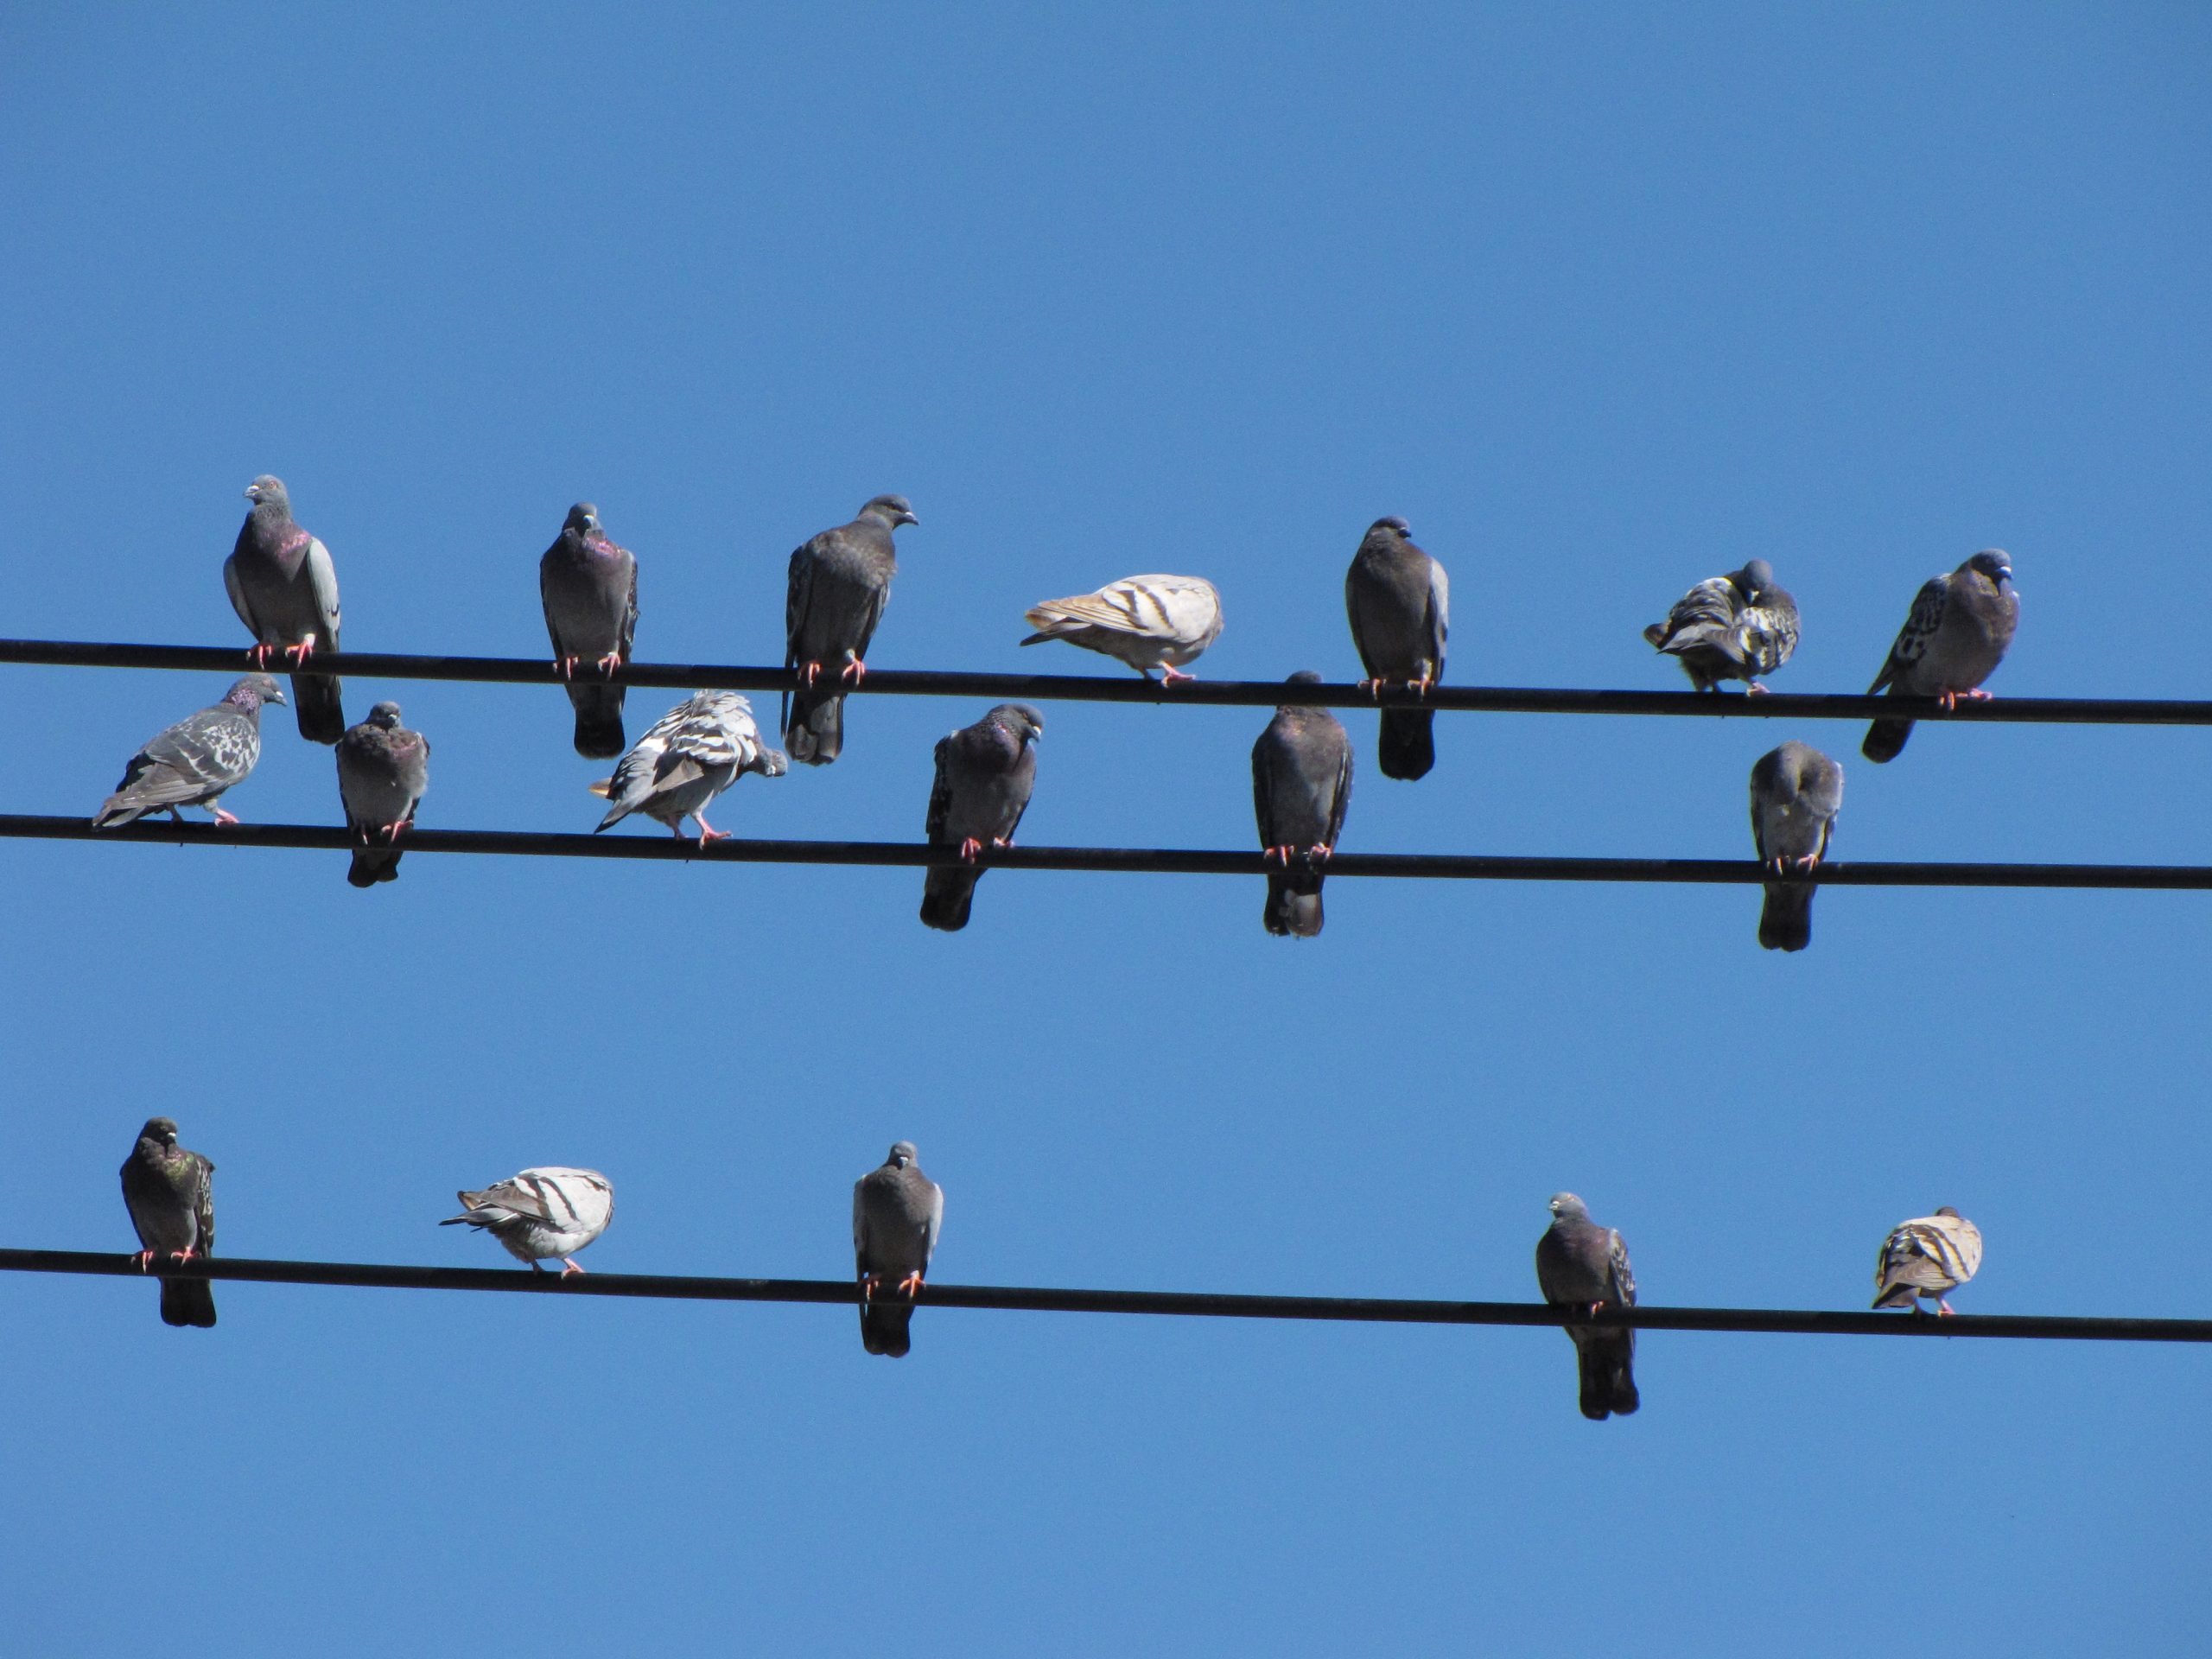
1368, 516, 1413, 542
243, 475, 290, 512
1933, 1205, 1962, 1219
564, 503, 602, 538
227, 674, 287, 710
861, 494, 919, 531
1547, 1192, 1590, 1223
1967, 548, 2013, 588
1734, 559, 1778, 599
1285, 670, 1324, 686
139, 1116, 180, 1148
366, 702, 404, 729
990, 704, 1045, 747
886, 1141, 919, 1169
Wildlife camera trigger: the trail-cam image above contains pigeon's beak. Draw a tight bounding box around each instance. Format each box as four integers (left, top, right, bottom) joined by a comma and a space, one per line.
243, 487, 256, 502
899, 512, 919, 528
269, 685, 289, 705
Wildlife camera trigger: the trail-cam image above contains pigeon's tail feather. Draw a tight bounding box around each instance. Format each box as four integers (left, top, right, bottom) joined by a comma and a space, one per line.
1758, 882, 1814, 952
347, 846, 403, 888
920, 868, 981, 932
160, 1276, 217, 1329
1377, 708, 1436, 781
92, 798, 147, 830
785, 690, 844, 766
1573, 1331, 1636, 1420
860, 1301, 914, 1357
566, 682, 627, 760
1871, 1283, 1920, 1311
1263, 873, 1325, 938
291, 673, 346, 744
1862, 717, 1913, 763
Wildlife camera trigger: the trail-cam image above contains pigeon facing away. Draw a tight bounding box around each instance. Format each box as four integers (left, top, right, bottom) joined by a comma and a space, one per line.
1864, 549, 2019, 762
224, 475, 346, 742
92, 675, 284, 828
442, 1167, 613, 1275
591, 690, 788, 844
119, 1116, 217, 1328
1344, 517, 1450, 779
1872, 1206, 1983, 1315
782, 494, 917, 766
1535, 1192, 1638, 1421
921, 704, 1044, 932
1252, 672, 1353, 938
540, 502, 639, 759
1643, 560, 1800, 693
336, 701, 430, 887
1021, 575, 1224, 683
853, 1141, 944, 1357
1749, 741, 1844, 952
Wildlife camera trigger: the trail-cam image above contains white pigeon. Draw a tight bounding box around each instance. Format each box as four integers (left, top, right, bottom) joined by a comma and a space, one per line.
590, 690, 787, 845
441, 1167, 614, 1276
1020, 574, 1224, 682
1872, 1206, 1983, 1315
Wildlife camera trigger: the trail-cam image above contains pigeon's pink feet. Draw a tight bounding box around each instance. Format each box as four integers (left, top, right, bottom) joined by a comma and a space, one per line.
1357, 678, 1385, 700
1936, 1300, 1956, 1317
170, 1247, 199, 1265
1308, 843, 1334, 861
839, 658, 868, 687
283, 641, 315, 667
1963, 688, 1993, 701
1794, 852, 1821, 874
861, 1273, 883, 1302
1408, 674, 1434, 698
212, 808, 241, 827
958, 837, 984, 863
797, 660, 823, 688
554, 655, 580, 679
132, 1249, 156, 1271
1937, 690, 1962, 712
895, 1272, 925, 1299
991, 836, 1014, 849
380, 817, 411, 843
561, 1260, 587, 1278
1157, 664, 1196, 685
1745, 682, 1770, 696
595, 651, 624, 676
695, 823, 731, 847
247, 644, 276, 669
1262, 846, 1293, 867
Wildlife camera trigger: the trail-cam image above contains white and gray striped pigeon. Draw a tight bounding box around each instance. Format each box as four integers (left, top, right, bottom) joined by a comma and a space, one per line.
591, 690, 788, 845
1252, 672, 1353, 938
92, 674, 284, 828
336, 701, 430, 888
1864, 549, 2019, 762
1021, 574, 1224, 683
1344, 517, 1449, 779
540, 502, 639, 760
782, 494, 917, 766
225, 475, 346, 743
853, 1141, 944, 1358
1535, 1192, 1638, 1421
1749, 741, 1843, 952
1872, 1206, 1983, 1316
1644, 559, 1800, 693
921, 704, 1044, 932
119, 1116, 217, 1328
442, 1167, 613, 1275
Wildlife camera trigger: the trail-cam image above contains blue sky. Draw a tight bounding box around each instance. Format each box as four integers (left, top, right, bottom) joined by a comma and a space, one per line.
3, 5, 2208, 1653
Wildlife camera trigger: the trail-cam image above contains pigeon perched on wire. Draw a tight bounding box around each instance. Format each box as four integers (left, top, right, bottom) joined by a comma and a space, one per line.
1020, 574, 1224, 683
119, 1116, 217, 1328
853, 1141, 944, 1357
92, 675, 284, 828
1344, 517, 1449, 779
1749, 741, 1843, 952
1863, 550, 2019, 762
442, 1167, 613, 1275
921, 704, 1044, 932
224, 475, 346, 742
540, 502, 639, 760
1643, 560, 1799, 693
782, 494, 917, 766
1251, 672, 1352, 938
1535, 1192, 1638, 1421
335, 702, 430, 887
591, 690, 787, 845
1872, 1207, 1983, 1316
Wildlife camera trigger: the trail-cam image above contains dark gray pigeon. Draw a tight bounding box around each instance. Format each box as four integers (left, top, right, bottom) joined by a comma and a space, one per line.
119, 1116, 217, 1328
1864, 549, 2019, 762
92, 675, 284, 828
1535, 1192, 1638, 1421
1644, 559, 1799, 693
853, 1141, 944, 1358
1749, 741, 1843, 952
592, 690, 787, 842
1252, 672, 1353, 938
224, 475, 346, 743
782, 494, 917, 765
336, 701, 430, 887
540, 503, 639, 759
922, 704, 1044, 932
1344, 517, 1450, 779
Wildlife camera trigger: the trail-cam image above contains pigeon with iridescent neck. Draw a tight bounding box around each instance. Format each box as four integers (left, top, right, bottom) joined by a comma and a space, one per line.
1535, 1192, 1638, 1421
119, 1116, 217, 1328
336, 701, 430, 887
1863, 550, 2019, 762
782, 494, 916, 765
224, 475, 346, 742
853, 1142, 944, 1357
540, 502, 639, 760
92, 675, 283, 828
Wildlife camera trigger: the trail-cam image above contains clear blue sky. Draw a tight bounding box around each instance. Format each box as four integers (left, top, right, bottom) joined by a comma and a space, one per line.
3, 6, 2207, 1653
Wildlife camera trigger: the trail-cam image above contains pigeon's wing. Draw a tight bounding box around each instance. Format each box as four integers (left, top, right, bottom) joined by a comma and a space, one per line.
1425, 556, 1451, 670
1028, 576, 1216, 644
303, 536, 341, 650
223, 554, 261, 637
538, 553, 564, 656
139, 709, 257, 794
783, 542, 817, 669
921, 1179, 944, 1269
1870, 575, 1949, 693
925, 734, 957, 842
1251, 724, 1282, 850
190, 1154, 216, 1255
852, 1180, 871, 1265
619, 556, 639, 660
1323, 722, 1354, 852
1607, 1230, 1635, 1306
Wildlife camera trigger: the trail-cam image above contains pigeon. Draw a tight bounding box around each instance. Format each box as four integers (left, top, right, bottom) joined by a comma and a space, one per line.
921, 704, 1044, 932
540, 502, 639, 760
1863, 549, 2019, 762
335, 702, 430, 887
1344, 517, 1450, 779
782, 494, 917, 765
224, 475, 346, 742
591, 690, 788, 844
442, 1167, 613, 1275
119, 1116, 217, 1328
1020, 574, 1224, 682
853, 1141, 944, 1358
1643, 559, 1800, 693
1535, 1192, 1638, 1421
1872, 1206, 1983, 1316
1251, 672, 1353, 938
92, 675, 284, 828
1749, 741, 1844, 952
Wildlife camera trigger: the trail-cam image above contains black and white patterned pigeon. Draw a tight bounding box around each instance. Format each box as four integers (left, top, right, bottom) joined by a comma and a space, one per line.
1344, 517, 1449, 779
92, 674, 284, 828
782, 494, 917, 765
1872, 1206, 1983, 1316
335, 701, 430, 887
1251, 671, 1353, 938
921, 704, 1044, 932
853, 1141, 944, 1358
592, 690, 787, 844
1643, 559, 1799, 693
1021, 574, 1224, 682
1863, 549, 2019, 762
119, 1116, 217, 1328
1535, 1192, 1638, 1421
442, 1167, 613, 1276
1749, 741, 1843, 952
540, 502, 639, 760
224, 475, 346, 743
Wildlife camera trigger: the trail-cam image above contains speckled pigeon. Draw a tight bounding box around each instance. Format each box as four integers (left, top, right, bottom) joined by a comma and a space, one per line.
336, 701, 430, 887
119, 1116, 217, 1328
1644, 559, 1799, 693
92, 675, 283, 828
224, 475, 346, 742
442, 1167, 613, 1275
591, 690, 787, 843
1344, 517, 1449, 779
540, 502, 639, 759
782, 494, 916, 765
1749, 741, 1843, 952
1252, 672, 1353, 938
921, 704, 1044, 932
1872, 1206, 1983, 1315
1863, 549, 2018, 762
853, 1141, 944, 1358
1535, 1192, 1638, 1421
1021, 574, 1224, 682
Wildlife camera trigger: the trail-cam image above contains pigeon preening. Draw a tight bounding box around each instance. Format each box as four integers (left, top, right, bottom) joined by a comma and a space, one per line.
1344, 517, 1449, 779
1643, 559, 1800, 693
335, 702, 430, 887
1020, 574, 1224, 683
591, 690, 788, 844
782, 494, 917, 766
1251, 672, 1353, 938
225, 475, 346, 743
442, 1167, 613, 1275
1749, 741, 1843, 952
1864, 549, 2019, 763
853, 1141, 944, 1358
1534, 1192, 1638, 1421
119, 1116, 217, 1328
92, 675, 284, 828
921, 704, 1044, 932
540, 502, 639, 760
1872, 1206, 1983, 1316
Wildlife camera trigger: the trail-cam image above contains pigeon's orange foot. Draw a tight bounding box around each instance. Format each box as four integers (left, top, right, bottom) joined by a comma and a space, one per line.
247, 644, 276, 669
1357, 678, 1384, 700
1409, 674, 1434, 698
1308, 843, 1334, 862
1963, 688, 1993, 702
839, 658, 868, 687
170, 1247, 200, 1265
896, 1272, 925, 1299
797, 661, 823, 688
596, 652, 624, 676
212, 808, 241, 827
958, 837, 984, 863
283, 641, 315, 667
1936, 690, 1959, 712
1794, 852, 1822, 873
861, 1273, 883, 1302
1262, 845, 1293, 867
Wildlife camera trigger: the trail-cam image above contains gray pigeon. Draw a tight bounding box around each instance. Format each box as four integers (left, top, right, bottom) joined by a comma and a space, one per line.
1020, 574, 1224, 682
442, 1167, 614, 1275
853, 1141, 944, 1358
1872, 1206, 1983, 1316
921, 704, 1044, 932
1864, 549, 2019, 762
119, 1116, 217, 1328
335, 701, 430, 887
1251, 672, 1353, 938
592, 690, 787, 843
92, 675, 284, 828
1749, 741, 1843, 952
1644, 559, 1799, 693
1535, 1192, 1638, 1421
224, 475, 346, 742
782, 494, 916, 765
1344, 517, 1450, 779
540, 502, 639, 760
